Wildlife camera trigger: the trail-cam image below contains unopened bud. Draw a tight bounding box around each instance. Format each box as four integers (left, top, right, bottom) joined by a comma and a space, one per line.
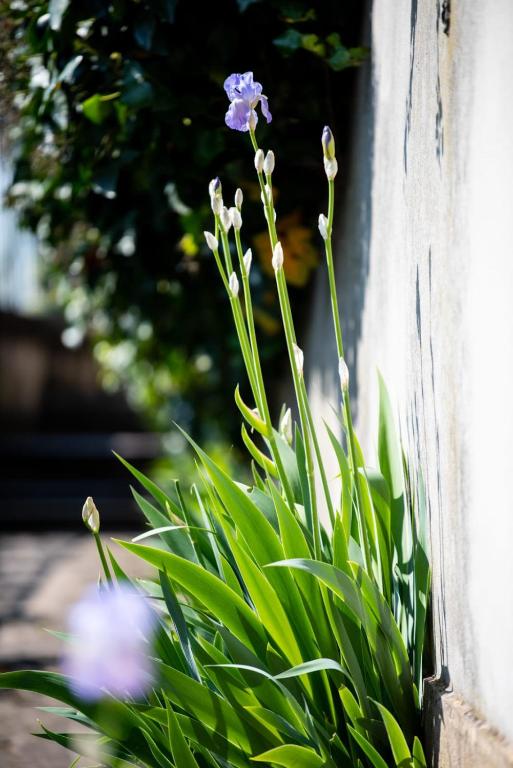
279, 407, 293, 445
254, 149, 264, 173
272, 241, 284, 271
318, 213, 328, 240
220, 206, 232, 232
230, 206, 242, 231
322, 126, 336, 161
234, 188, 243, 210
324, 157, 338, 181
338, 357, 349, 392
211, 195, 223, 215
263, 150, 275, 175
293, 344, 304, 377
229, 271, 239, 297
204, 231, 218, 251
209, 177, 223, 215
82, 496, 100, 534
209, 177, 222, 199
243, 248, 252, 274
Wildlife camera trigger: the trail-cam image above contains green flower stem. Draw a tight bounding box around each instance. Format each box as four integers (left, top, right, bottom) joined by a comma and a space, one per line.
217, 227, 261, 409
274, 269, 321, 558
272, 260, 336, 529
93, 532, 114, 585
249, 129, 331, 556
249, 128, 259, 154
323, 178, 372, 573
217, 216, 235, 276
233, 230, 259, 372
258, 166, 336, 529
325, 180, 344, 356
211, 244, 229, 293
234, 228, 297, 513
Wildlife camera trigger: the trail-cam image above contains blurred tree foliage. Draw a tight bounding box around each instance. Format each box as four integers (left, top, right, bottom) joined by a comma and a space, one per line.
2, 0, 366, 438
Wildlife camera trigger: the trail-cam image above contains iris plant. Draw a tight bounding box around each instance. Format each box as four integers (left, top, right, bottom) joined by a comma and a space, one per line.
0, 71, 430, 768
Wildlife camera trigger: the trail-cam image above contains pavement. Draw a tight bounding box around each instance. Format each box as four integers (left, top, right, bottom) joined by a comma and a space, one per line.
0, 532, 152, 767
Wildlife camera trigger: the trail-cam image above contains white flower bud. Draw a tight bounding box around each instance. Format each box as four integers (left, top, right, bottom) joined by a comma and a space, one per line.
229, 271, 239, 297
272, 241, 284, 271
322, 126, 336, 161
279, 407, 293, 445
318, 213, 328, 240
204, 231, 218, 251
324, 157, 338, 181
243, 248, 252, 274
263, 150, 275, 175
211, 195, 223, 215
230, 206, 242, 231
209, 177, 222, 199
209, 177, 223, 215
338, 356, 349, 392
254, 149, 264, 173
82, 496, 100, 534
293, 343, 304, 377
234, 187, 243, 210
220, 206, 232, 232
264, 207, 277, 224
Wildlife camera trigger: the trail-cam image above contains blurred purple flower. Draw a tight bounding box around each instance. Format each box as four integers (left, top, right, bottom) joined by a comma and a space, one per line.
63, 584, 155, 701
224, 72, 272, 132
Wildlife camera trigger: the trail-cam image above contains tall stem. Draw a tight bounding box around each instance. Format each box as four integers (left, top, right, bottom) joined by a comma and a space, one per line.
325, 180, 344, 357
233, 228, 297, 513
218, 226, 261, 408
323, 178, 371, 572
94, 532, 113, 586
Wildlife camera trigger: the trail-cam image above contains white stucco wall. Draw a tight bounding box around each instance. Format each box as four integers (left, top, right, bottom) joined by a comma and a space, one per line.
307, 0, 513, 745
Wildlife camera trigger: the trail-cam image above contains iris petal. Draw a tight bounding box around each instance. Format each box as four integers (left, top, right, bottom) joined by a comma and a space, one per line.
225, 99, 254, 132
259, 95, 272, 124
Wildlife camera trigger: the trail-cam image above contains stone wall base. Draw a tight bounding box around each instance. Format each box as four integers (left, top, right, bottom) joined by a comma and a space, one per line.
424, 677, 513, 767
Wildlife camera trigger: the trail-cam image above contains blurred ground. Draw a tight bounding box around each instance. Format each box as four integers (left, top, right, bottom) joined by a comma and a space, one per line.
0, 533, 152, 767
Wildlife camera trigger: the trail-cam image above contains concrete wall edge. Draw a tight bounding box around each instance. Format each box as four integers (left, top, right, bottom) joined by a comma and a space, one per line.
424, 676, 513, 767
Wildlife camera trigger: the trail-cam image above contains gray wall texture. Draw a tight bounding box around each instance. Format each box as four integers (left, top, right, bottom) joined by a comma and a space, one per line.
306, 0, 513, 755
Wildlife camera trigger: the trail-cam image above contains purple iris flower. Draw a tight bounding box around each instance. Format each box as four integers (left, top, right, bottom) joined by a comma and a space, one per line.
224, 72, 272, 132
62, 584, 156, 701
